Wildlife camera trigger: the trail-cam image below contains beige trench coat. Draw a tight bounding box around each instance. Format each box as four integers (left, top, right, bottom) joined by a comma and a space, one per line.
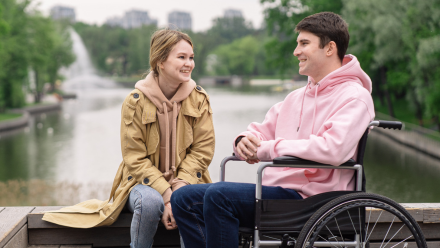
43, 85, 215, 228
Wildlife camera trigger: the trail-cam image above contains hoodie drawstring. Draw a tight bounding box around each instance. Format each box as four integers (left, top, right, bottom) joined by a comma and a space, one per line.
163, 102, 170, 177
171, 101, 177, 173
162, 102, 178, 178
297, 82, 310, 132
311, 83, 319, 134
297, 82, 319, 134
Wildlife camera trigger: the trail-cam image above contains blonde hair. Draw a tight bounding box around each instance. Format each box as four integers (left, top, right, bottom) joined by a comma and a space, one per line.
149, 28, 193, 77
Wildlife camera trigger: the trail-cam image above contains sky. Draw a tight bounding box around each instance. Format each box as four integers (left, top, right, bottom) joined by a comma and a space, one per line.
33, 0, 266, 32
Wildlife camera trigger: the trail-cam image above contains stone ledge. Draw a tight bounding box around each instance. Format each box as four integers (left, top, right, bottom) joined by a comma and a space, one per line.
0, 102, 61, 133
0, 111, 29, 133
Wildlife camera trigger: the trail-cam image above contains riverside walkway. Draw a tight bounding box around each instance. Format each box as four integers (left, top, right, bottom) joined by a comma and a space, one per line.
0, 204, 440, 248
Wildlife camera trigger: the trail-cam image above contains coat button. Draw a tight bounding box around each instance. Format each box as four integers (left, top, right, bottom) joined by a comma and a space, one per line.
133, 93, 139, 99
128, 176, 132, 181
196, 86, 201, 90
143, 178, 149, 184
197, 172, 202, 178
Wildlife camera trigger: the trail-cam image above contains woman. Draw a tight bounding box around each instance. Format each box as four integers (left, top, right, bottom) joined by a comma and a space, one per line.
43, 29, 215, 248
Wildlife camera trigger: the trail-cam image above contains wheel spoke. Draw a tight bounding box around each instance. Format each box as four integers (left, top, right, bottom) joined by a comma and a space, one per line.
334, 217, 346, 247
366, 210, 383, 243
318, 234, 341, 248
363, 207, 372, 247
347, 210, 358, 236
383, 224, 406, 248
389, 235, 413, 248
380, 216, 396, 248
325, 225, 343, 248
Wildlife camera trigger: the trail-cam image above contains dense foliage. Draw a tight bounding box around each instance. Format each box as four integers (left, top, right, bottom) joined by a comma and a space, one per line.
0, 0, 74, 111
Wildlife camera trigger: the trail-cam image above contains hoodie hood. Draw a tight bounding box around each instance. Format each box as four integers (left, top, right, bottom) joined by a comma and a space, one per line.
297, 54, 372, 133
307, 54, 372, 94
134, 72, 196, 186
135, 72, 196, 113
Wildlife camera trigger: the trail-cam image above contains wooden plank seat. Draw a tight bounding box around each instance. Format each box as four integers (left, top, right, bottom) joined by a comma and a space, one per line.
27, 207, 181, 248
1, 203, 440, 248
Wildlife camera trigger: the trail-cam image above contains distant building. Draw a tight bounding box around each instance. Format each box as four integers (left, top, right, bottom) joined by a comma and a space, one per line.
168, 11, 192, 31
123, 10, 157, 29
105, 17, 124, 27
50, 5, 76, 23
105, 9, 157, 29
224, 9, 243, 19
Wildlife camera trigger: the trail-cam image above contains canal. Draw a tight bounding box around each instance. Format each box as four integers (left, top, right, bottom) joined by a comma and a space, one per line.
1, 85, 439, 206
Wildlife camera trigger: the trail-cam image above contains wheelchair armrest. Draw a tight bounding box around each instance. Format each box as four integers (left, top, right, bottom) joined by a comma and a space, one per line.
273, 156, 356, 166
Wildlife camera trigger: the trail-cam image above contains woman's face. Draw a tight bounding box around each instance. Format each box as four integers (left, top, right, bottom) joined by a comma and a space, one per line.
159, 40, 195, 84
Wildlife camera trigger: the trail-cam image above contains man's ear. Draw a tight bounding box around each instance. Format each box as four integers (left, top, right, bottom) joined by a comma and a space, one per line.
326, 41, 337, 57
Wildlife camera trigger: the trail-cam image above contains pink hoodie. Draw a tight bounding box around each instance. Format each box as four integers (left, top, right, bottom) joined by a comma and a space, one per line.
233, 55, 375, 198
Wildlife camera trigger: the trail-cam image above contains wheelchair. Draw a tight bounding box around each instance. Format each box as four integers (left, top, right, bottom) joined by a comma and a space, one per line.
220, 120, 427, 248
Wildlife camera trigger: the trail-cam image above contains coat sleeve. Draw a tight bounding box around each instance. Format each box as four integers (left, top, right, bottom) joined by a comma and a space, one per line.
177, 96, 215, 185
121, 91, 170, 195
232, 101, 283, 159
256, 98, 374, 165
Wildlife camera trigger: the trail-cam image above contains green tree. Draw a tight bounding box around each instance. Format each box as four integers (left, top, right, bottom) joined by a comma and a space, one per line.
208, 36, 259, 76
407, 0, 440, 130
0, 0, 75, 108
0, 0, 31, 111
188, 17, 256, 79
46, 23, 75, 93
343, 0, 440, 129
126, 25, 156, 75
342, 0, 408, 118
28, 15, 56, 102
74, 23, 156, 76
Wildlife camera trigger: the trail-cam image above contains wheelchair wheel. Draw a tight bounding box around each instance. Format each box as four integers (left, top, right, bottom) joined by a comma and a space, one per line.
295, 193, 427, 248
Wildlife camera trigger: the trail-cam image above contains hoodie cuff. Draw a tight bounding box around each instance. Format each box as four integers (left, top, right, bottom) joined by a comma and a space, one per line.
172, 179, 189, 192
162, 188, 172, 204
257, 140, 275, 161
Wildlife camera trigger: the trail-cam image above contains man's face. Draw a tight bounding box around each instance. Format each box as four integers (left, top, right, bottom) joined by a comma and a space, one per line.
293, 31, 328, 79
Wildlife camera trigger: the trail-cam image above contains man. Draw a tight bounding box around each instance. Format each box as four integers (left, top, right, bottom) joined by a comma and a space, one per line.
171, 12, 375, 248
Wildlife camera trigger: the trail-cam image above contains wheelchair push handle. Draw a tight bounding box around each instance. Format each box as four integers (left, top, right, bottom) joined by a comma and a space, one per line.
369, 120, 403, 130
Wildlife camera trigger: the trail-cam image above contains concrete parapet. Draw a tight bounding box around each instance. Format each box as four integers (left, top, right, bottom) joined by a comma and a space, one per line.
374, 113, 440, 160
24, 103, 61, 115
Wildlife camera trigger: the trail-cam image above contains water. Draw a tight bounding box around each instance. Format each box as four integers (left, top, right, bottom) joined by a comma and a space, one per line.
1, 29, 439, 206
1, 87, 440, 205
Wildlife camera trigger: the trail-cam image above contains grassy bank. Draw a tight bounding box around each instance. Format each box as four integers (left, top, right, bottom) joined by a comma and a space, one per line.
0, 113, 22, 122
374, 98, 436, 129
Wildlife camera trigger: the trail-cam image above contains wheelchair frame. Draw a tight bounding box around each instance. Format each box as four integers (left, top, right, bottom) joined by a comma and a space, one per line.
219, 120, 425, 248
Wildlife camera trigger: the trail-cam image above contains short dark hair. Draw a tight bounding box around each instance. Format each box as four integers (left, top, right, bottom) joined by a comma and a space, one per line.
295, 12, 349, 62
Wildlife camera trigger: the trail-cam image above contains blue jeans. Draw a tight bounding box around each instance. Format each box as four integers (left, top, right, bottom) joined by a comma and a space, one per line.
171, 182, 303, 248
126, 184, 186, 248
127, 184, 164, 248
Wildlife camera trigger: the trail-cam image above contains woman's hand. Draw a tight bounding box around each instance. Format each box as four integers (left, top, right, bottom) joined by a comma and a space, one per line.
237, 135, 261, 163
162, 202, 178, 230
